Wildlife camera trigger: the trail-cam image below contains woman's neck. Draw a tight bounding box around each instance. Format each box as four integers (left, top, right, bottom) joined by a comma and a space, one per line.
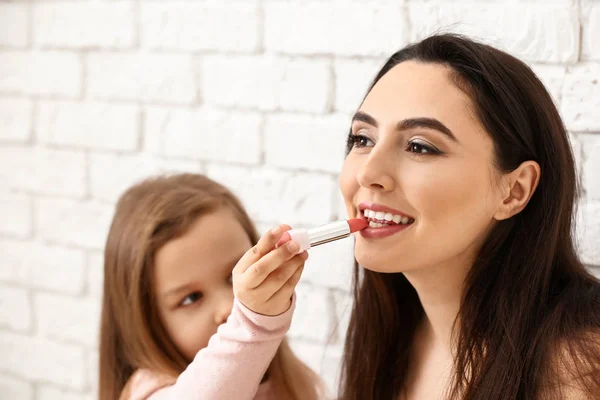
404, 257, 471, 351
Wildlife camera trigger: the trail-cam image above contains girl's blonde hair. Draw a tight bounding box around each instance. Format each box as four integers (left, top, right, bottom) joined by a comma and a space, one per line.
99, 173, 322, 400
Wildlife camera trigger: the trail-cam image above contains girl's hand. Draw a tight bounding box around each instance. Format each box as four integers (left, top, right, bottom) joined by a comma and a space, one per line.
232, 225, 307, 316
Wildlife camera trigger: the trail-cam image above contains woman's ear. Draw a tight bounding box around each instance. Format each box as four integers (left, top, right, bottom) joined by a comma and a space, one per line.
494, 161, 541, 221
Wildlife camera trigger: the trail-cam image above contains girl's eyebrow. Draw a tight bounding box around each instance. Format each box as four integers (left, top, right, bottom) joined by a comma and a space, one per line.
352, 110, 459, 143
163, 282, 195, 299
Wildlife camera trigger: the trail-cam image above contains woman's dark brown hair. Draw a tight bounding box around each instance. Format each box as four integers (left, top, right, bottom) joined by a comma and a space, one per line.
99, 173, 321, 400
339, 34, 600, 399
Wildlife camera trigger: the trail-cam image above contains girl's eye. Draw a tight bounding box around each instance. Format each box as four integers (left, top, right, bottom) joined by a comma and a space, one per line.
406, 140, 441, 155
347, 132, 375, 151
180, 291, 203, 307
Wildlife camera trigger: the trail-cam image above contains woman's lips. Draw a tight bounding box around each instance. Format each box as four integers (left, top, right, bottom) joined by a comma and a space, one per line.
359, 221, 412, 239
356, 202, 415, 239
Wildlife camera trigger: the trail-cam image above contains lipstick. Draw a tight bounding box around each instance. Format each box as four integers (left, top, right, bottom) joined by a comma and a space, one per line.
276, 219, 367, 253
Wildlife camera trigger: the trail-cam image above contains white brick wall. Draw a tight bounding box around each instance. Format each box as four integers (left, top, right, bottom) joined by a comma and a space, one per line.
408, 3, 580, 62
33, 1, 136, 50
0, 193, 32, 238
0, 375, 33, 400
0, 3, 29, 49
0, 1, 598, 398
87, 53, 197, 103
0, 98, 33, 143
141, 1, 260, 52
37, 101, 140, 151
202, 56, 331, 112
0, 52, 82, 98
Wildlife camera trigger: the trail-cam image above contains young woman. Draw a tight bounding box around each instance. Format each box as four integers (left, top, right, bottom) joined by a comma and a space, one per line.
339, 34, 600, 399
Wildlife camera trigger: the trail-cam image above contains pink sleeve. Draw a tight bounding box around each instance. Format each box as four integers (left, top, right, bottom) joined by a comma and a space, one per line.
147, 295, 295, 400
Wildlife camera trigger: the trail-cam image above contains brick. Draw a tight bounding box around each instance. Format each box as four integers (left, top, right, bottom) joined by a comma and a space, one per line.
0, 332, 86, 389
264, 2, 408, 56
408, 3, 579, 63
36, 199, 114, 250
87, 253, 104, 299
277, 59, 331, 113
38, 386, 93, 400
206, 165, 336, 226
0, 240, 86, 295
87, 350, 98, 394
582, 1, 600, 61
0, 193, 32, 238
288, 283, 332, 342
334, 59, 384, 113
141, 1, 258, 52
202, 56, 330, 112
529, 65, 566, 107
89, 153, 202, 203
303, 236, 355, 291
37, 101, 139, 151
0, 375, 33, 400
0, 147, 86, 197
35, 293, 101, 348
580, 133, 600, 199
33, 1, 135, 49
264, 113, 348, 173
0, 3, 28, 48
569, 133, 583, 178
561, 64, 600, 131
0, 51, 81, 97
0, 98, 32, 143
336, 188, 350, 221
575, 200, 600, 266
87, 53, 196, 104
0, 284, 31, 331
146, 107, 261, 164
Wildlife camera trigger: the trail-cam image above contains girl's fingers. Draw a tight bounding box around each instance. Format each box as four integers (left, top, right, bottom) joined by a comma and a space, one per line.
254, 255, 306, 298
266, 263, 305, 305
241, 241, 302, 289
233, 224, 292, 275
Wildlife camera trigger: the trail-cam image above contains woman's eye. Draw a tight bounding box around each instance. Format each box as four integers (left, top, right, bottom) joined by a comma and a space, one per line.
347, 133, 375, 150
406, 140, 440, 155
180, 292, 203, 307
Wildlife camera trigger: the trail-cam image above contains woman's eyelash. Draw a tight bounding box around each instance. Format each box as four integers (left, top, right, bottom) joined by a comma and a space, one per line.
347, 132, 442, 156
405, 140, 441, 156
346, 133, 372, 151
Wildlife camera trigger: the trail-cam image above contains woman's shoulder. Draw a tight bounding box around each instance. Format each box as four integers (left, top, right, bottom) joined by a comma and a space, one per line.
540, 329, 600, 399
539, 278, 600, 398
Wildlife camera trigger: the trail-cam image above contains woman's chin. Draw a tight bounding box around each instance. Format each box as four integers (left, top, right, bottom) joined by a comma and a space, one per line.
355, 251, 413, 274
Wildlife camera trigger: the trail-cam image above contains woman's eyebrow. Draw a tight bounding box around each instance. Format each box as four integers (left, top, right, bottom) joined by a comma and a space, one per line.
352, 111, 458, 143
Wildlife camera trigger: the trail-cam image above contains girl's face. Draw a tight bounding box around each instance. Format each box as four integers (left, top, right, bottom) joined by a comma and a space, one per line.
153, 207, 252, 361
340, 61, 505, 274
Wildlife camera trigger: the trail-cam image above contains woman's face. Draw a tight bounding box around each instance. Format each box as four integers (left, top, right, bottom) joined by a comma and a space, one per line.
340, 61, 505, 273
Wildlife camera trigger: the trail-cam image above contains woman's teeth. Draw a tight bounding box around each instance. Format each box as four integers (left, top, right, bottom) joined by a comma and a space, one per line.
362, 208, 413, 228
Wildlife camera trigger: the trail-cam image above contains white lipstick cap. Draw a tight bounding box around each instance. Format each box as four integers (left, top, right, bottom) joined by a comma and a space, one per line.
287, 229, 310, 254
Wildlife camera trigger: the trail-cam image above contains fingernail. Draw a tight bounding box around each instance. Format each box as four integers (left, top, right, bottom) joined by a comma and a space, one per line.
271, 225, 281, 235
287, 241, 300, 252
300, 251, 309, 260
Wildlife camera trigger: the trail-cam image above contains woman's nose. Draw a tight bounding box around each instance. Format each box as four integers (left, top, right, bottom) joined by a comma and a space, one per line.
356, 146, 396, 192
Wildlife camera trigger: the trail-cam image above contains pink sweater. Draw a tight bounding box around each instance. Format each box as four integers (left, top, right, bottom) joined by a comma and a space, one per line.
123, 296, 295, 400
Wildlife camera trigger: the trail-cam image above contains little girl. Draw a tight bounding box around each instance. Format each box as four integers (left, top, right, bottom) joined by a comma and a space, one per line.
98, 173, 323, 400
